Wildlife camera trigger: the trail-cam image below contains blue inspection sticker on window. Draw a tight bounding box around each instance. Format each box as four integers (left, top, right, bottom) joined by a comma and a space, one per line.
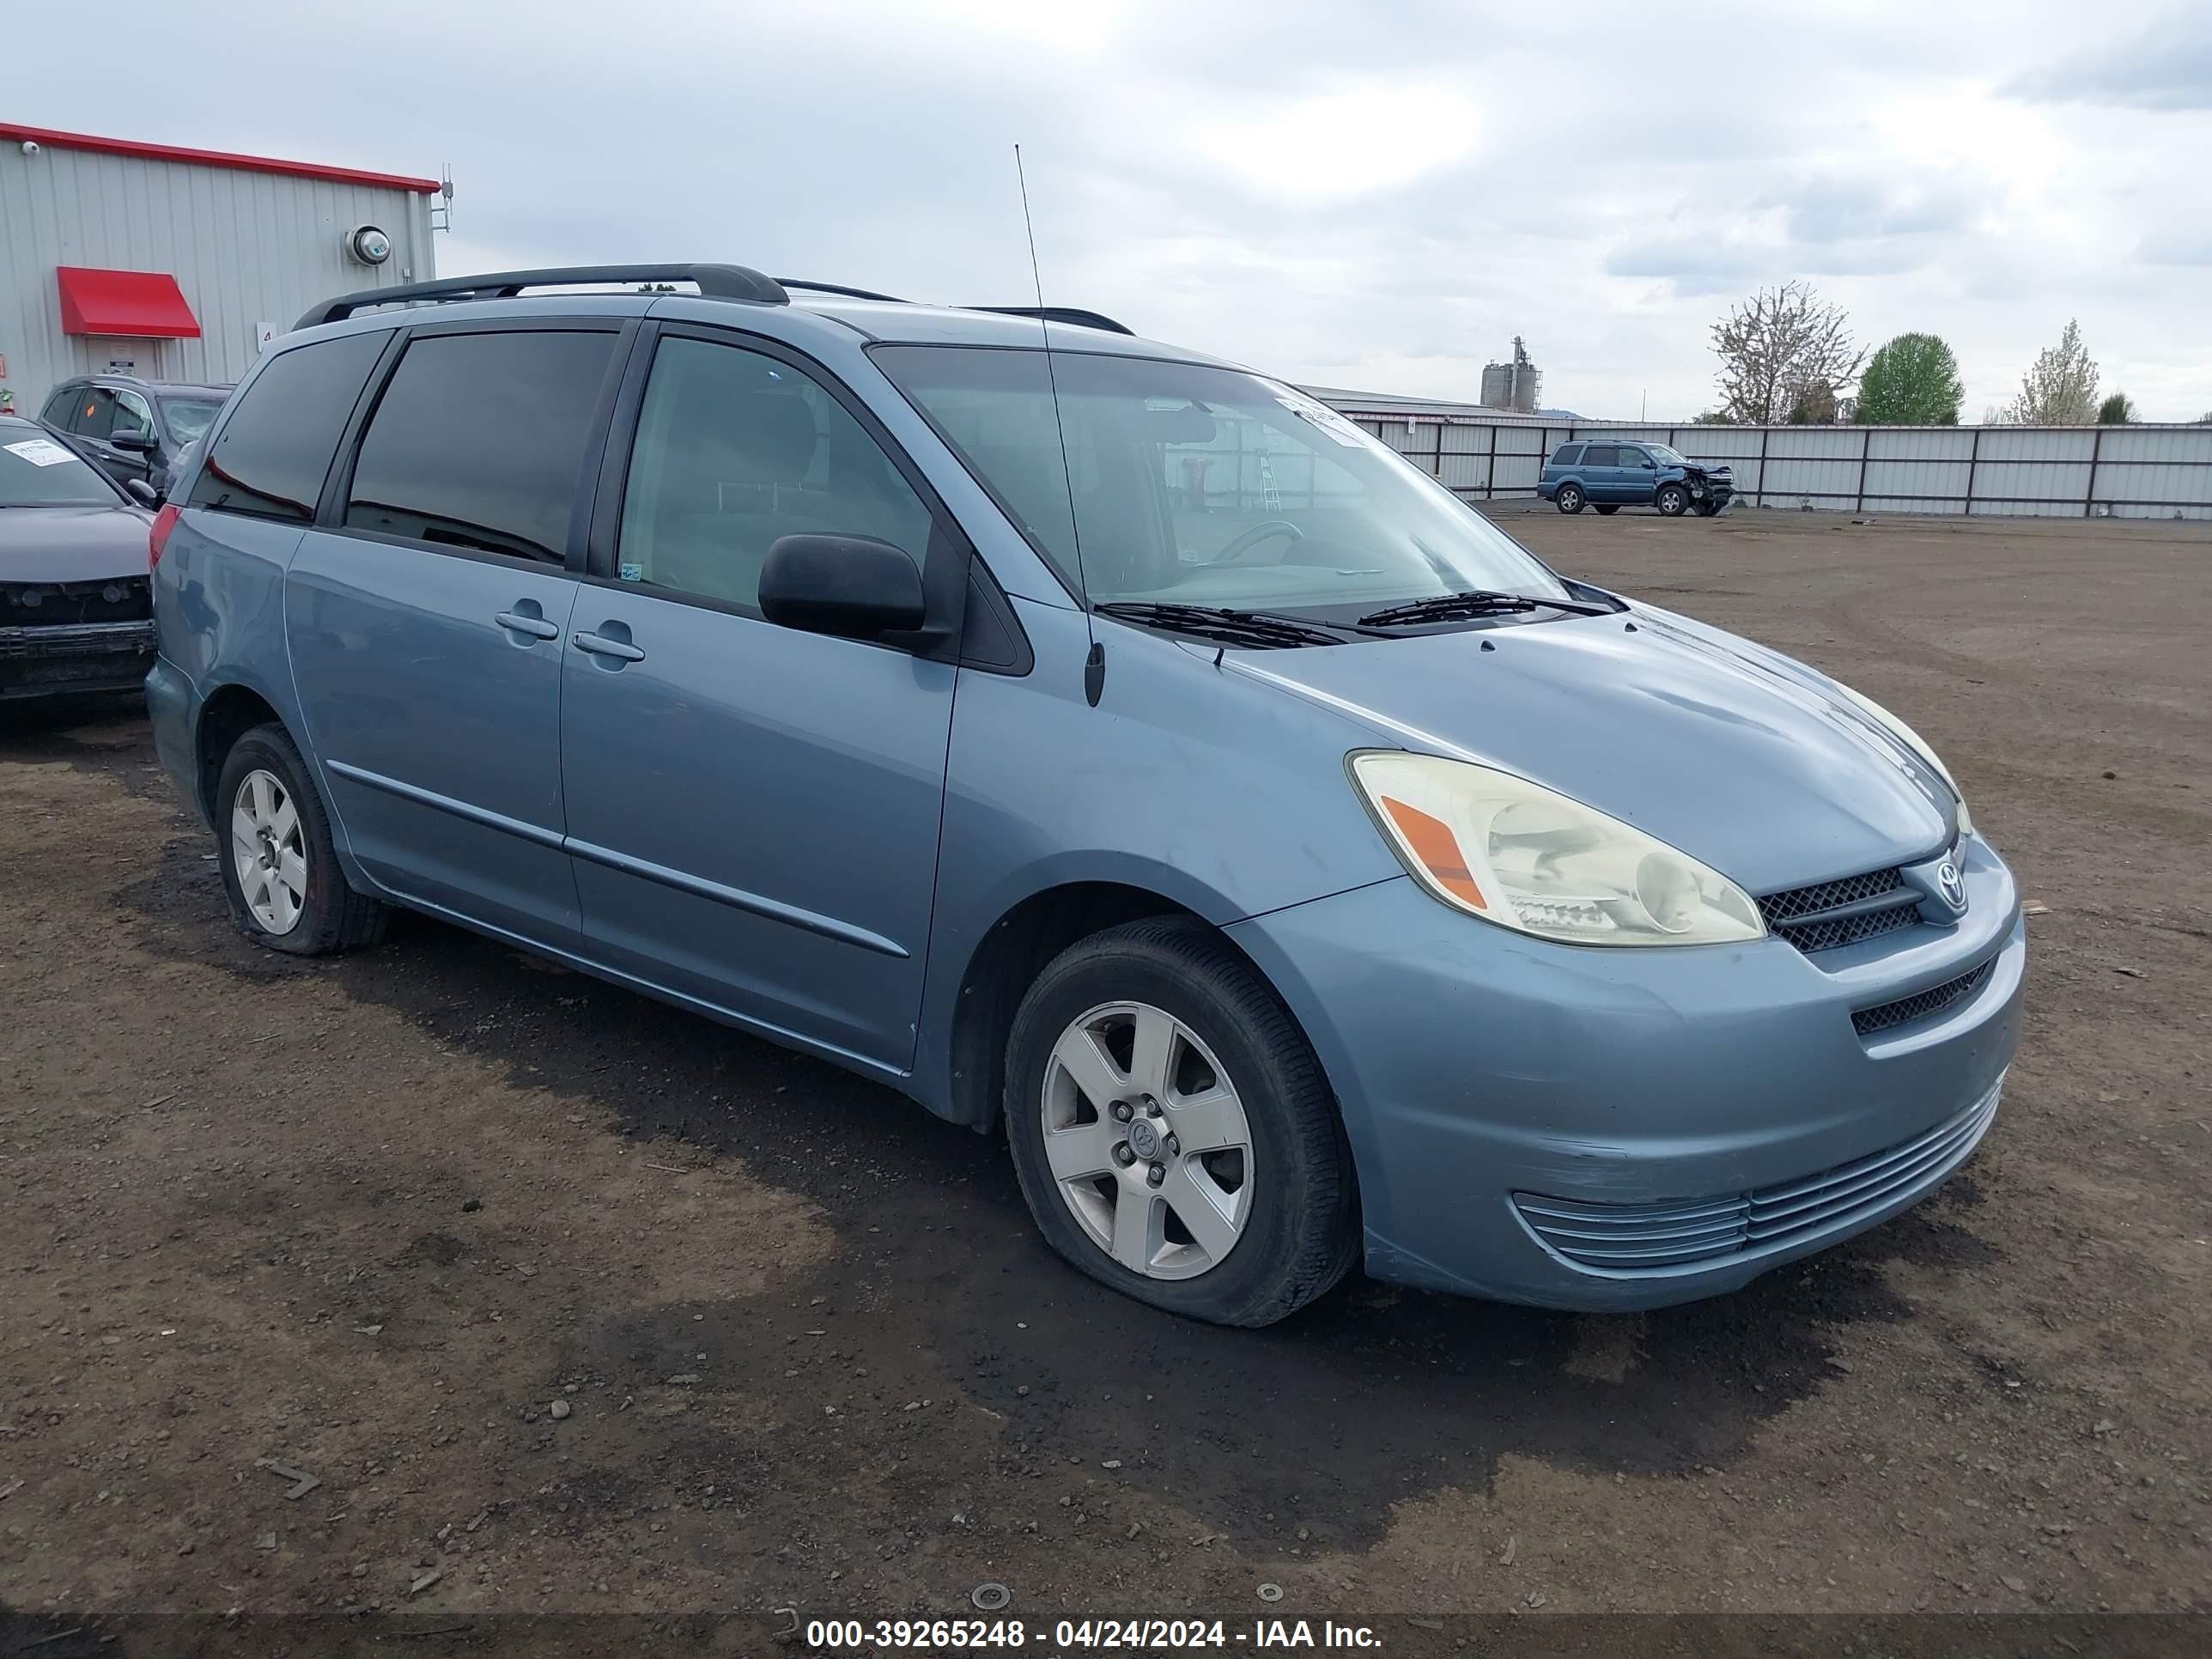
619, 562, 643, 582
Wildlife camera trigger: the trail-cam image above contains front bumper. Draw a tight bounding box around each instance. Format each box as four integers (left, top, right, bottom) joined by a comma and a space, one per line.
0, 619, 156, 700
1227, 832, 2023, 1310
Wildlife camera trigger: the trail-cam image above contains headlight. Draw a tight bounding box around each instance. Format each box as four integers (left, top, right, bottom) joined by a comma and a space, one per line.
1832, 684, 1972, 837
1350, 752, 1765, 946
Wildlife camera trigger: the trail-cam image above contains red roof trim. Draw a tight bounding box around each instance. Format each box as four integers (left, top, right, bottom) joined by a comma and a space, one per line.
57, 267, 203, 339
0, 122, 441, 195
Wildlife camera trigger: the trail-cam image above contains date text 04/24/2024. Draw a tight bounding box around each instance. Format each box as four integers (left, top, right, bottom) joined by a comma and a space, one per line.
803, 1618, 1382, 1650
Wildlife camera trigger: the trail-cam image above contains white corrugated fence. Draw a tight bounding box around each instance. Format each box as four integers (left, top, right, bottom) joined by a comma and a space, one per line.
1325, 405, 2212, 521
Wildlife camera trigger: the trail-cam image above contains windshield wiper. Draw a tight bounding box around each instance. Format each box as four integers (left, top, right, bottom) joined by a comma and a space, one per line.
1094, 601, 1352, 648
1357, 590, 1615, 627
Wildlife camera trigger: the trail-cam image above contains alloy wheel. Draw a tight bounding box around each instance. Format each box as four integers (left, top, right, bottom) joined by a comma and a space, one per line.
230, 768, 307, 933
1039, 1000, 1255, 1279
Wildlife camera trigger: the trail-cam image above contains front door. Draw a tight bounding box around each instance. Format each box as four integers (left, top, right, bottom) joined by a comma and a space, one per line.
559, 330, 957, 1072
286, 322, 627, 947
1617, 444, 1659, 503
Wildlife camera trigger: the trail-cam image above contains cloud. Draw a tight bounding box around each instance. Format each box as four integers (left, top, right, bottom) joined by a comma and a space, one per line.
2138, 226, 2212, 264
6, 0, 2212, 422
2005, 15, 2212, 110
1764, 174, 1984, 244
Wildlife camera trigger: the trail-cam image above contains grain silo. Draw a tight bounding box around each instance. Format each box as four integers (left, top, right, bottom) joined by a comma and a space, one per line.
1479, 336, 1541, 415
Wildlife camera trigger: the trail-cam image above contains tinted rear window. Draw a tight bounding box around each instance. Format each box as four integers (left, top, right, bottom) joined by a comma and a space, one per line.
343, 330, 618, 564
1553, 443, 1583, 465
189, 332, 388, 523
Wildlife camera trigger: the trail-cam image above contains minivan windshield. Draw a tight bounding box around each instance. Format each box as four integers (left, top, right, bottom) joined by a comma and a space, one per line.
873, 346, 1571, 618
0, 431, 121, 507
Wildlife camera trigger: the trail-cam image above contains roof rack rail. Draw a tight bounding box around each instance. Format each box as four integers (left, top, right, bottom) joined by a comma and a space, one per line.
775, 278, 908, 303
967, 305, 1134, 337
295, 264, 790, 330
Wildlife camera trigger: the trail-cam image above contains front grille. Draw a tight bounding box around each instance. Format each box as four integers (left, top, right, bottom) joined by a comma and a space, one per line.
1851, 959, 1996, 1038
1514, 1076, 2003, 1273
0, 575, 152, 626
1758, 866, 1923, 955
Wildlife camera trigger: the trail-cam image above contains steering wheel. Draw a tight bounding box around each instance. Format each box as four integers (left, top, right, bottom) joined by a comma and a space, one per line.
1215, 520, 1305, 562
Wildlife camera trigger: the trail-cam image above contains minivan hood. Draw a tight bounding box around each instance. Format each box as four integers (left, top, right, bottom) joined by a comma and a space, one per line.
1226, 606, 1957, 896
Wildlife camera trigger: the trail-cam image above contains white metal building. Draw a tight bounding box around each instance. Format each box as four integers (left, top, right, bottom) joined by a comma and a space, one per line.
0, 122, 438, 411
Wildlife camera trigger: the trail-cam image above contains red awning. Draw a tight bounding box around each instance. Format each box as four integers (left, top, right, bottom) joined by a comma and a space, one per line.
56, 266, 202, 339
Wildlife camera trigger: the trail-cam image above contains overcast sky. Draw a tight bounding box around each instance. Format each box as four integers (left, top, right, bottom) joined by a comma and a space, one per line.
18, 1, 2212, 420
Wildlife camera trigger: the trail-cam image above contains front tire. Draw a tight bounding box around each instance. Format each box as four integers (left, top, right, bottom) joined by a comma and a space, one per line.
1656, 483, 1690, 516
1004, 918, 1358, 1327
1555, 483, 1586, 514
216, 723, 387, 955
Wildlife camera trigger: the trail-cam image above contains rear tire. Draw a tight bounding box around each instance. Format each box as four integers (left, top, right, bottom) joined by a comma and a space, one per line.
1594, 504, 1620, 516
1656, 483, 1690, 516
1555, 483, 1586, 514
1004, 917, 1358, 1327
216, 723, 387, 956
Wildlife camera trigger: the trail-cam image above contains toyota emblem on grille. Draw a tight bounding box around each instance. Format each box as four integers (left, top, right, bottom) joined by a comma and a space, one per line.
1936, 859, 1966, 911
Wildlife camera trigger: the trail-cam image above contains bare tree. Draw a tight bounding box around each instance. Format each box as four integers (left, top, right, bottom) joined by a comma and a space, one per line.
1710, 282, 1866, 426
2004, 319, 2100, 425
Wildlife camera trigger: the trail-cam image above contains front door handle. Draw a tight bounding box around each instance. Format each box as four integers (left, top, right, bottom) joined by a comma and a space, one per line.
574, 629, 646, 664
495, 609, 561, 641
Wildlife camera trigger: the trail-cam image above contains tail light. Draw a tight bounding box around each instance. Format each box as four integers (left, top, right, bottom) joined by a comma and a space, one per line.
149, 503, 180, 571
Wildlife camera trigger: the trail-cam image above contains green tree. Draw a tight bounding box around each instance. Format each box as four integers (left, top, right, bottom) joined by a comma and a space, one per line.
1856, 332, 1964, 425
2005, 319, 2100, 425
2096, 392, 2137, 424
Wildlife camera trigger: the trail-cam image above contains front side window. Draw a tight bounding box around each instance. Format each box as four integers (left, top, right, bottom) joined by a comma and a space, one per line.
190, 331, 389, 523
345, 329, 618, 563
874, 346, 1567, 618
1621, 447, 1654, 469
615, 335, 933, 611
113, 391, 156, 441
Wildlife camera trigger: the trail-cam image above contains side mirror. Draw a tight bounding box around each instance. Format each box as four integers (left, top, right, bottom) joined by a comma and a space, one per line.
110, 429, 159, 453
125, 478, 161, 507
759, 534, 927, 640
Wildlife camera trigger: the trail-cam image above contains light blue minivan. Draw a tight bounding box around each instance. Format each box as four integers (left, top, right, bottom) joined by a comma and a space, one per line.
145, 265, 2022, 1326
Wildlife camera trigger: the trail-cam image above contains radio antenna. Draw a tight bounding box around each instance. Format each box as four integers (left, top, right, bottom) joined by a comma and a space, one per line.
1015, 144, 1104, 707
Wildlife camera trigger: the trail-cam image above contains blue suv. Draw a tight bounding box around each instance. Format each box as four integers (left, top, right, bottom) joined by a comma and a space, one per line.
143, 264, 2018, 1326
1539, 439, 1734, 517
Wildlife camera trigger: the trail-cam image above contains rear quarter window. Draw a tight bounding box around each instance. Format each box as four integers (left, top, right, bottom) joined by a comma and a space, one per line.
188, 331, 389, 523
1553, 443, 1584, 466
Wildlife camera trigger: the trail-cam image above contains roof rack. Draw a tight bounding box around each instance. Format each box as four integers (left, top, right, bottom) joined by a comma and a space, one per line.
295, 264, 790, 330
775, 278, 908, 303
293, 265, 1136, 338
966, 305, 1134, 337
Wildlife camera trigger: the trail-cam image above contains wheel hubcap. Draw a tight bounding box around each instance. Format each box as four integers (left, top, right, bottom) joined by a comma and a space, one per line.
1040, 1001, 1255, 1280
230, 769, 307, 934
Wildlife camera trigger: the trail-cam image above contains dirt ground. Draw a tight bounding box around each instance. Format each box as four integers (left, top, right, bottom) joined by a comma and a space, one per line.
3, 509, 2207, 1645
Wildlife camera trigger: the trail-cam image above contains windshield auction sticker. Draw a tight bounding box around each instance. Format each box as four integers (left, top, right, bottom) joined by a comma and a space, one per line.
3, 437, 77, 468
